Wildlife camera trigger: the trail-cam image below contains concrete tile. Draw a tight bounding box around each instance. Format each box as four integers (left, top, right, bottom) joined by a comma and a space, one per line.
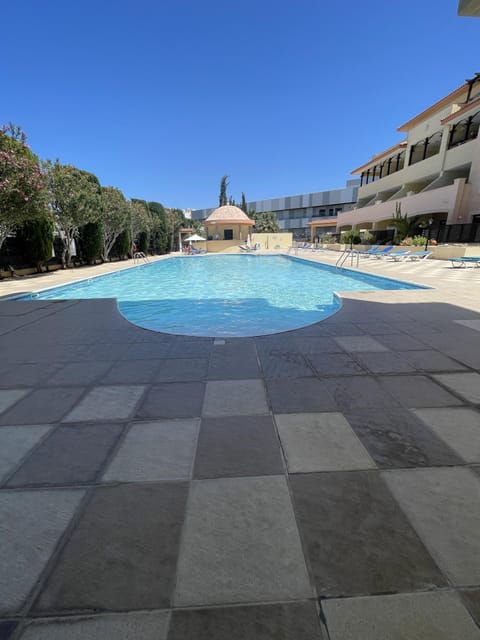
354, 321, 400, 335
100, 359, 162, 384
174, 476, 312, 606
345, 409, 461, 468
154, 357, 208, 381
434, 372, 480, 404
379, 375, 464, 408
0, 489, 85, 615
0, 425, 52, 482
63, 385, 145, 422
19, 611, 169, 639
334, 336, 389, 352
43, 361, 114, 386
384, 467, 480, 585
255, 335, 298, 354
413, 407, 480, 463
266, 378, 337, 413
290, 471, 445, 597
351, 351, 415, 374
0, 621, 17, 640
35, 483, 188, 612
0, 388, 86, 425
455, 319, 480, 332
137, 382, 205, 419
460, 590, 480, 628
294, 337, 344, 354
0, 389, 29, 414
193, 415, 284, 479
403, 350, 466, 372
74, 343, 130, 362
209, 352, 260, 380
376, 333, 430, 351
0, 363, 64, 388
163, 340, 213, 358
260, 352, 314, 378
103, 419, 199, 481
323, 591, 480, 640
307, 353, 367, 376
323, 376, 400, 411
202, 380, 269, 417
8, 424, 123, 486
276, 412, 375, 473
168, 601, 325, 639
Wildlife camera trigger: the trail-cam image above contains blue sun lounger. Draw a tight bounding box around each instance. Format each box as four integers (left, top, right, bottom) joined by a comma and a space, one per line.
450, 256, 480, 267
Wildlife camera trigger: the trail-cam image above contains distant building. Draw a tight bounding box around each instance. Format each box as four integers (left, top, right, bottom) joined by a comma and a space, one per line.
191, 180, 359, 239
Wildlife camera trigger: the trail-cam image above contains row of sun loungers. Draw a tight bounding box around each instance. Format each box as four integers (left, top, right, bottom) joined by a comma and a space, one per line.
359, 246, 432, 261
450, 257, 480, 268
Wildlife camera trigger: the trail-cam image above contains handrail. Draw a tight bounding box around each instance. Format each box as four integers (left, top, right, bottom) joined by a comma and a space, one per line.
336, 249, 360, 269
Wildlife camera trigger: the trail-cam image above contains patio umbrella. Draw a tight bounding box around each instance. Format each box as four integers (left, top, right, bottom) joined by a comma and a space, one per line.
184, 234, 206, 242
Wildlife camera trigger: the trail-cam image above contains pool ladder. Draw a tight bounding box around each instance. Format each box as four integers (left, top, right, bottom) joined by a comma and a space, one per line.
336, 249, 360, 269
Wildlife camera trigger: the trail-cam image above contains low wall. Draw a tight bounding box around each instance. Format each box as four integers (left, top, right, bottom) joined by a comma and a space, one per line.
251, 233, 292, 250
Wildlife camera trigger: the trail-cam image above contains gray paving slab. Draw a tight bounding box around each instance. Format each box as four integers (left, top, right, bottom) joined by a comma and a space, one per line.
100, 359, 162, 384
154, 357, 209, 381
202, 379, 269, 417
323, 591, 480, 640
383, 467, 480, 585
137, 382, 205, 419
0, 425, 52, 482
168, 601, 325, 639
0, 363, 64, 388
43, 361, 114, 386
290, 471, 445, 597
351, 351, 416, 374
103, 419, 199, 482
413, 407, 480, 463
174, 476, 313, 606
344, 408, 462, 468
0, 489, 85, 615
379, 375, 464, 408
255, 335, 298, 354
306, 353, 367, 376
460, 590, 480, 628
334, 336, 390, 352
0, 389, 29, 415
8, 423, 124, 486
193, 415, 284, 479
376, 333, 430, 351
35, 483, 188, 612
323, 376, 400, 411
455, 319, 480, 332
0, 388, 86, 425
62, 385, 145, 422
0, 621, 17, 639
354, 321, 401, 335
402, 349, 467, 372
276, 412, 375, 473
294, 336, 344, 354
266, 378, 337, 413
434, 372, 480, 403
260, 352, 315, 378
18, 611, 169, 639
208, 352, 260, 379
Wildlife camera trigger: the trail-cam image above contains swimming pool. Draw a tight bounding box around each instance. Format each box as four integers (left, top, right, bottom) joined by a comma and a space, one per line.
21, 255, 425, 336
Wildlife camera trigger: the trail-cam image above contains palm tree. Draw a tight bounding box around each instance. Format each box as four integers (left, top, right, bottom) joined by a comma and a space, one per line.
388, 202, 428, 242
254, 212, 279, 233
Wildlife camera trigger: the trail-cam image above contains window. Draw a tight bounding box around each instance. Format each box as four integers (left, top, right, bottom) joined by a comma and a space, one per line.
409, 131, 443, 165
449, 111, 480, 149
223, 229, 233, 240
328, 208, 334, 216
335, 207, 342, 215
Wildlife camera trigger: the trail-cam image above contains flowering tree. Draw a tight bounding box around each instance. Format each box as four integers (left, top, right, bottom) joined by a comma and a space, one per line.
46, 161, 102, 267
0, 124, 47, 251
101, 186, 130, 261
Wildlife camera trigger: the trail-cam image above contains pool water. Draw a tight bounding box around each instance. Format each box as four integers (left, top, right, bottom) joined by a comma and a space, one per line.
23, 255, 425, 337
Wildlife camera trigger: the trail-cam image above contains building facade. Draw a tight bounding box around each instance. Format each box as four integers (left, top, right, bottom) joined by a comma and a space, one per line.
335, 74, 480, 236
192, 180, 359, 239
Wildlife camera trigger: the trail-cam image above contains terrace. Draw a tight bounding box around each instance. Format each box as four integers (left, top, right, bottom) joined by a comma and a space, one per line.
1, 253, 480, 639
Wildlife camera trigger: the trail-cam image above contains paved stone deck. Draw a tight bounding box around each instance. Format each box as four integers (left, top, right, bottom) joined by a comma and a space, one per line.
1, 252, 480, 638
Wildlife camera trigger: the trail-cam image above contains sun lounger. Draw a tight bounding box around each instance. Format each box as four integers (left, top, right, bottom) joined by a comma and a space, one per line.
450, 256, 480, 267
369, 246, 395, 259
404, 251, 431, 261
358, 245, 379, 255
383, 250, 411, 261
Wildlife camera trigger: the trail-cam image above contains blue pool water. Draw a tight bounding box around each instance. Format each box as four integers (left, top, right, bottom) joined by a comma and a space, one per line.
22, 255, 425, 337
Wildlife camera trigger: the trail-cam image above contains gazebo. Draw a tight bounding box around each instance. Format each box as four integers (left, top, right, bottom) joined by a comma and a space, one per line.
204, 205, 254, 252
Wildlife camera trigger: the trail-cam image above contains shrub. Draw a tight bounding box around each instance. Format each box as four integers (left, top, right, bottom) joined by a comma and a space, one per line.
79, 221, 103, 264
341, 229, 361, 245
18, 217, 54, 273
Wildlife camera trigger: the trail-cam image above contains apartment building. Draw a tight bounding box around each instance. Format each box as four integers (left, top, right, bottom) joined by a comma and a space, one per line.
335, 74, 480, 235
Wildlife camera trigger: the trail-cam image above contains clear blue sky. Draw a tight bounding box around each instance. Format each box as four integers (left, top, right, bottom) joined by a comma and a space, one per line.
1, 0, 479, 209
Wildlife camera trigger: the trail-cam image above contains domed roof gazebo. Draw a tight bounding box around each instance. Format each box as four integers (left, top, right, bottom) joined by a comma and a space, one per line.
204, 205, 254, 251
